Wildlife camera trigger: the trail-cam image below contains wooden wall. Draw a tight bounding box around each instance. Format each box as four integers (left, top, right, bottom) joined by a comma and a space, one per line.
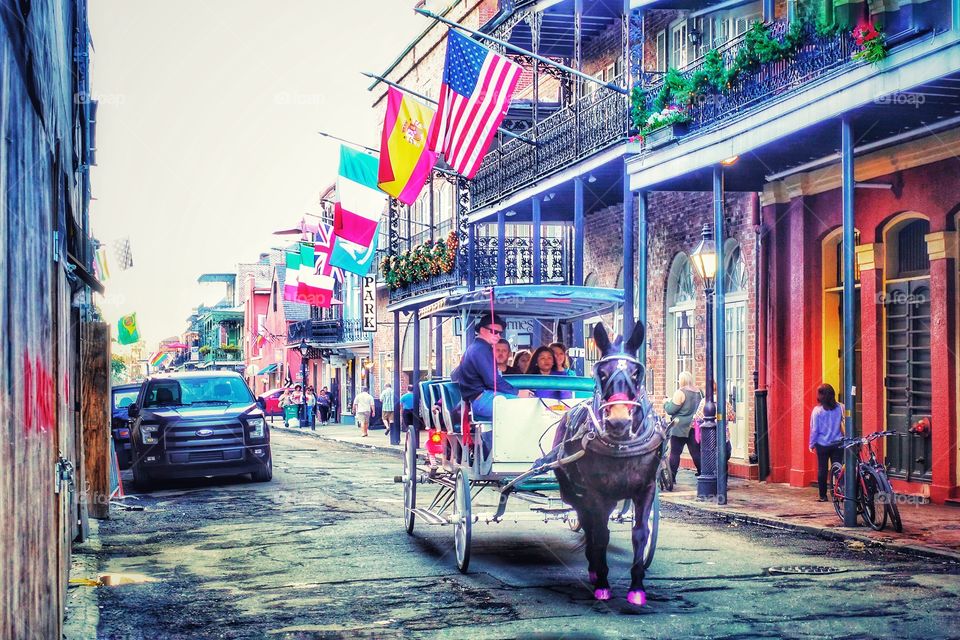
0, 2, 94, 638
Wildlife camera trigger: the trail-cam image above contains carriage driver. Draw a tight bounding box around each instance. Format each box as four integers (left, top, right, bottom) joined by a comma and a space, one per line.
451, 312, 534, 424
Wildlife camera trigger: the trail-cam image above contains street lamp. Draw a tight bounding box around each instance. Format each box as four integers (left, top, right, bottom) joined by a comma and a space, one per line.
298, 340, 310, 388
690, 224, 719, 501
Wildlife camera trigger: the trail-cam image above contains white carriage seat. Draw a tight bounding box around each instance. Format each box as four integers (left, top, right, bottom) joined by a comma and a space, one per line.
490, 396, 580, 472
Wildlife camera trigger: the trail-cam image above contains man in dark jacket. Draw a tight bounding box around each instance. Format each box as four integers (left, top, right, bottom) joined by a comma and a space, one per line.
451, 312, 533, 421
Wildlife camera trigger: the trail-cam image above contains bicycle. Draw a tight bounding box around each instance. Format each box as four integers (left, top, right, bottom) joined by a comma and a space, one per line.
830, 431, 903, 532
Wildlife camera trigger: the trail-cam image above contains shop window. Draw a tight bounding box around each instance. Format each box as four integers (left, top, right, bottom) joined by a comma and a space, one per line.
666, 254, 697, 391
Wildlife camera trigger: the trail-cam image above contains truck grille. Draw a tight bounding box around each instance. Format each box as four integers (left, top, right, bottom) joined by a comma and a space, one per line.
164, 420, 244, 450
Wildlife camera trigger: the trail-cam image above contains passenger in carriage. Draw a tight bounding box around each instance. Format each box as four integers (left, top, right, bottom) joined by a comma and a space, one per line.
549, 342, 578, 377
525, 346, 573, 400
451, 312, 534, 422
494, 338, 512, 375
508, 349, 531, 374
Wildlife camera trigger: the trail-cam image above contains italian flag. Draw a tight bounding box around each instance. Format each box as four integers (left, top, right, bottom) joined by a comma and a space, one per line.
334, 145, 385, 248
283, 248, 300, 302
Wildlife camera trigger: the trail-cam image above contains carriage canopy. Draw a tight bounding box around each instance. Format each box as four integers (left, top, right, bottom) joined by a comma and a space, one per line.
420, 285, 624, 322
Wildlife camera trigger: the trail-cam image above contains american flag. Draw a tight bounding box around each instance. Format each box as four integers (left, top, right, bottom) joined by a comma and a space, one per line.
427, 31, 522, 179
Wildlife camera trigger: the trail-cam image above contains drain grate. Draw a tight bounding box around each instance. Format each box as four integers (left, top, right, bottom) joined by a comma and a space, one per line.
767, 565, 845, 575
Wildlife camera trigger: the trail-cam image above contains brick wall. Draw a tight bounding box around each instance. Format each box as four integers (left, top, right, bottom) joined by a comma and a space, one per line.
582, 191, 760, 472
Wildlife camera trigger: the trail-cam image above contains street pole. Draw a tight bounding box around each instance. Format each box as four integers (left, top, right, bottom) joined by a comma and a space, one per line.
693, 224, 719, 501
841, 117, 858, 527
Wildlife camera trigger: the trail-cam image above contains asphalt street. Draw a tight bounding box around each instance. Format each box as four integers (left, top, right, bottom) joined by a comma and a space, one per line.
76, 430, 960, 639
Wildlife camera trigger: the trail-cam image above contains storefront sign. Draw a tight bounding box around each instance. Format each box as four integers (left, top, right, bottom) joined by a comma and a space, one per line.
361, 276, 377, 333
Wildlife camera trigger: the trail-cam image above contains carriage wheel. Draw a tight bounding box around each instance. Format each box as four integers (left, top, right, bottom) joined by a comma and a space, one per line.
453, 469, 472, 573
403, 427, 418, 535
642, 488, 661, 569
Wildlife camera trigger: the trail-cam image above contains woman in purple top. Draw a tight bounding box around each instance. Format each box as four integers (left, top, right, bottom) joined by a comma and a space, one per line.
809, 383, 845, 502
526, 347, 572, 400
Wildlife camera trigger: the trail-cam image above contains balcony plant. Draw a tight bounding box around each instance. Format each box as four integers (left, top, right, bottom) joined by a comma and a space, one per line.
851, 22, 887, 63
199, 345, 211, 356
381, 231, 459, 290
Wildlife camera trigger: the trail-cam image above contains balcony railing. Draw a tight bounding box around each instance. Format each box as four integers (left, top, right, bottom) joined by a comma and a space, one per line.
470, 84, 628, 209
203, 348, 243, 362
640, 20, 854, 141
288, 318, 365, 345
475, 236, 572, 287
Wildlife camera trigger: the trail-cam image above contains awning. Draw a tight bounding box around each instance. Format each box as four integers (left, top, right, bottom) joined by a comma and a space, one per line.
257, 363, 278, 375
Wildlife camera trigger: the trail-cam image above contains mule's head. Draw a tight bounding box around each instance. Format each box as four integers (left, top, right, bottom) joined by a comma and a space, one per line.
592, 321, 648, 441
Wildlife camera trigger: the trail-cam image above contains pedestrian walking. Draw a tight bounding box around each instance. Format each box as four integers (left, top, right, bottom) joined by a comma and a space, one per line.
305, 386, 317, 431
809, 383, 845, 502
316, 387, 331, 426
399, 385, 415, 432
291, 384, 305, 428
353, 388, 375, 437
380, 383, 395, 435
278, 388, 292, 427
663, 371, 703, 486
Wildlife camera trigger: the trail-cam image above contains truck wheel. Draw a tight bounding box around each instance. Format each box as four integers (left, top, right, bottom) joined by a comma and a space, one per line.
251, 457, 273, 482
131, 464, 152, 491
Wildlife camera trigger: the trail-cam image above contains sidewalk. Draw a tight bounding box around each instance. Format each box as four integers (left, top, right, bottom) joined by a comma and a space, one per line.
295, 421, 960, 563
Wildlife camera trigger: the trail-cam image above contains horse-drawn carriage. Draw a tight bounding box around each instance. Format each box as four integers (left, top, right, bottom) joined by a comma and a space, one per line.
398, 286, 666, 605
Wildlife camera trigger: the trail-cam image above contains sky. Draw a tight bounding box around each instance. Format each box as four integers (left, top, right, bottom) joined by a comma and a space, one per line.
89, 0, 424, 350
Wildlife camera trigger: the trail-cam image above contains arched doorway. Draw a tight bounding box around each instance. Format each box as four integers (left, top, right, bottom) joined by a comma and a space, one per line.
665, 254, 696, 393
723, 241, 748, 459
821, 228, 862, 427
883, 215, 932, 482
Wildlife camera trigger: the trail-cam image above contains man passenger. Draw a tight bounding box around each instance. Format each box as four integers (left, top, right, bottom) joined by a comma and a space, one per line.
495, 338, 512, 375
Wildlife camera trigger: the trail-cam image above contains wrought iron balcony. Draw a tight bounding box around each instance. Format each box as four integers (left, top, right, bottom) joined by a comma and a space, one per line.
288, 318, 365, 345
639, 20, 854, 142
385, 234, 574, 304
203, 348, 243, 362
469, 85, 628, 210
475, 236, 572, 287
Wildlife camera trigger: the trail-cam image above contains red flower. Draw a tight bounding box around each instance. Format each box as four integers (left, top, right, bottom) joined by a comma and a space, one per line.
853, 22, 880, 46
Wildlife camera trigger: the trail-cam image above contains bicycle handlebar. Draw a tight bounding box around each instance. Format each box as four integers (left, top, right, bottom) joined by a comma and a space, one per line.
840, 430, 896, 449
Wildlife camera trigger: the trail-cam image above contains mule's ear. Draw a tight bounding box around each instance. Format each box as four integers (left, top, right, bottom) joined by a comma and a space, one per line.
624, 320, 645, 356
593, 322, 612, 357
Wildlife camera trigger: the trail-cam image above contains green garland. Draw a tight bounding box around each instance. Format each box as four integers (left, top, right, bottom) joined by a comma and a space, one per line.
631, 19, 885, 137
380, 231, 459, 290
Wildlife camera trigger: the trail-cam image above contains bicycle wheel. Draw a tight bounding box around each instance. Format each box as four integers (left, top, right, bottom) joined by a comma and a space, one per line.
830, 462, 844, 522
877, 471, 903, 533
859, 466, 887, 531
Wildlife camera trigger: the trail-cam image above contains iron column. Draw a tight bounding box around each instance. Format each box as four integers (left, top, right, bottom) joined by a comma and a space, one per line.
841, 117, 858, 527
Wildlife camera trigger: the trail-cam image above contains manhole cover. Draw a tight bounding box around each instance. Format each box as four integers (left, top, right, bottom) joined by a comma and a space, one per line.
767, 565, 844, 575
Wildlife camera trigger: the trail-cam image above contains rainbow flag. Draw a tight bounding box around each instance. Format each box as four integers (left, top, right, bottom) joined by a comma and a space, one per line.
150, 352, 170, 368
378, 87, 438, 205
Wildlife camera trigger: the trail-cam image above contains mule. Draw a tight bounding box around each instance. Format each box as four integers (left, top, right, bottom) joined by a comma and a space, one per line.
552, 320, 666, 605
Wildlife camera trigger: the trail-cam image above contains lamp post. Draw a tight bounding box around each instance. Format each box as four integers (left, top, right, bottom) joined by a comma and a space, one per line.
690, 224, 719, 501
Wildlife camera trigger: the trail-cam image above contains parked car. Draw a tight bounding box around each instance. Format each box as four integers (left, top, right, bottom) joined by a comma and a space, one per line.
111, 383, 141, 470
260, 387, 286, 418
128, 371, 272, 489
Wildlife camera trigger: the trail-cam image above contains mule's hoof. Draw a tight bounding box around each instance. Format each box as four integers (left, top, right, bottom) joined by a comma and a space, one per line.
627, 590, 647, 606
593, 588, 611, 601
588, 571, 598, 585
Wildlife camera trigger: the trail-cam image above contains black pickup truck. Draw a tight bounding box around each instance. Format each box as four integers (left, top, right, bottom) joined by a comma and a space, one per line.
127, 371, 272, 489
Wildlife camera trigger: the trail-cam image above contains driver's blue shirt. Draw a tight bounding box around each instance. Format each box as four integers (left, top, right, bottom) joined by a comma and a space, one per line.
451, 339, 519, 402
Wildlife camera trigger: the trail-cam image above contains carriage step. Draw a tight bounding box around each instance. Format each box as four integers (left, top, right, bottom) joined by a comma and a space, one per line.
528, 498, 570, 513
410, 508, 449, 526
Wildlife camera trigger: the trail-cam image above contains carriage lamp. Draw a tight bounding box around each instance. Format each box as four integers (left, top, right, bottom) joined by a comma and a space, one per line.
690, 224, 721, 502
690, 224, 717, 288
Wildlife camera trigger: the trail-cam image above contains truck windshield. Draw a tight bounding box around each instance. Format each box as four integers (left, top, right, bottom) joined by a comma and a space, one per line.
143, 377, 254, 408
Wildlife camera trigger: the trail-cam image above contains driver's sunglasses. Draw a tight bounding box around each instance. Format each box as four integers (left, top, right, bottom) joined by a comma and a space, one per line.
484, 326, 504, 336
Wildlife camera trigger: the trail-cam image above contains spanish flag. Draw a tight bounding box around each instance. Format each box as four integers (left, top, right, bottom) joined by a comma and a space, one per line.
377, 87, 438, 205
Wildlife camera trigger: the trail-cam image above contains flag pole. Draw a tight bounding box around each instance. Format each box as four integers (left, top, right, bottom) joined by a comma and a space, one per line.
317, 130, 378, 154
362, 71, 536, 146
414, 7, 628, 95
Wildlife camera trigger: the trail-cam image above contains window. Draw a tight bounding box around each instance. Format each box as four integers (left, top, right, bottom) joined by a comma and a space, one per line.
671, 21, 688, 69
655, 30, 667, 72
666, 254, 697, 389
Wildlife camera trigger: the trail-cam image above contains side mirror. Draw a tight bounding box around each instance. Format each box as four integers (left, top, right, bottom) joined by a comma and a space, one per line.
128, 403, 140, 419
256, 397, 266, 411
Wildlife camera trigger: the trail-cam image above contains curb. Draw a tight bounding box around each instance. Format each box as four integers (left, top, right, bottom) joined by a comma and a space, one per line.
273, 424, 403, 457
659, 496, 960, 564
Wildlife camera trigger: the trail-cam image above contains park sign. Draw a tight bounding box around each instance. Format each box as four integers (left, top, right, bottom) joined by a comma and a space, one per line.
361, 276, 377, 333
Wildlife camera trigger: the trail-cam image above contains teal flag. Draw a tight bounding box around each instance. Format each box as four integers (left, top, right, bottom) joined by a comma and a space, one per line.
330, 224, 379, 276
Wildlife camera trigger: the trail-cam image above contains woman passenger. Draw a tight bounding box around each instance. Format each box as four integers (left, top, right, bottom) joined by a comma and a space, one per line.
526, 346, 570, 400
550, 342, 577, 376
509, 349, 531, 375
